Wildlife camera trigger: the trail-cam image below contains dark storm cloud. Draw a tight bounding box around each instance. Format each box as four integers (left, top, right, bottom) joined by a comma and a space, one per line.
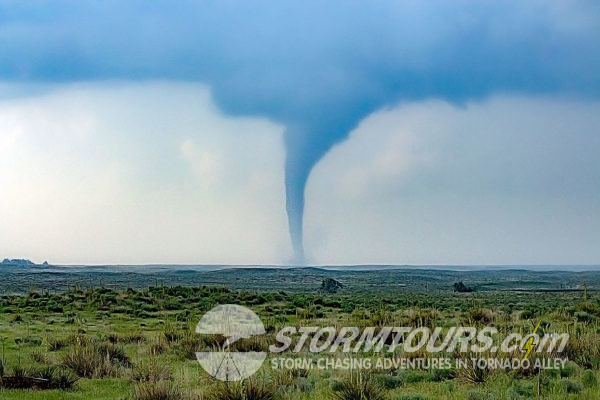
2, 0, 598, 262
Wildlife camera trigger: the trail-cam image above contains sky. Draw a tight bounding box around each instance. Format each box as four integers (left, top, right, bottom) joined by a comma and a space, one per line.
0, 1, 599, 265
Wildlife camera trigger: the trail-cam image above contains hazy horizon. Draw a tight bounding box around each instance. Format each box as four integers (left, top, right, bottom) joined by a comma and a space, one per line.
3, 258, 599, 272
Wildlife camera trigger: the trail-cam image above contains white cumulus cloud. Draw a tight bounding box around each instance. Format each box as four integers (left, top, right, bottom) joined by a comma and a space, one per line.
305, 96, 600, 265
0, 82, 291, 264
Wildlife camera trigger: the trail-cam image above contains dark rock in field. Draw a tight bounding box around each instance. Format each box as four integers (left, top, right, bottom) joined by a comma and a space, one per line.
321, 278, 343, 293
453, 281, 473, 293
0, 376, 50, 390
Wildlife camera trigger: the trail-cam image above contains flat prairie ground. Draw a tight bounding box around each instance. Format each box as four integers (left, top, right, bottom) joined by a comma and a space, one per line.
0, 268, 599, 399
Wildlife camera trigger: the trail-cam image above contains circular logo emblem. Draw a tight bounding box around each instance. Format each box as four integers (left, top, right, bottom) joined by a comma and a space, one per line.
195, 304, 266, 381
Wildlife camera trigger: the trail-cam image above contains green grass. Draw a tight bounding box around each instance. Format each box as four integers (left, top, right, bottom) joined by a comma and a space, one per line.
0, 278, 599, 399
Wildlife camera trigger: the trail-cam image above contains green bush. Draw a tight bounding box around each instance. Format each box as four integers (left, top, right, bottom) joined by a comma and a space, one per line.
575, 311, 596, 324
396, 369, 431, 384
582, 369, 597, 387
330, 379, 345, 392
468, 308, 493, 324
559, 361, 579, 378
431, 368, 455, 381
520, 307, 537, 320
374, 373, 403, 389
295, 377, 313, 393
511, 380, 534, 397
561, 379, 583, 394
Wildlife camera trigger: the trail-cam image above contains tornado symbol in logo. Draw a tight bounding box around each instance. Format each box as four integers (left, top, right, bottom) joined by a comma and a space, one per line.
195, 304, 266, 381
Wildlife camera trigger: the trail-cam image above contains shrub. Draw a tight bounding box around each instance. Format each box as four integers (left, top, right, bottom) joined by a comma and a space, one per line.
459, 359, 491, 384
46, 336, 66, 351
397, 370, 431, 384
175, 333, 202, 360
330, 373, 385, 400
582, 369, 597, 387
34, 365, 60, 383
22, 336, 43, 346
431, 368, 455, 382
65, 332, 89, 346
274, 368, 310, 387
374, 373, 403, 389
124, 332, 146, 343
132, 358, 171, 383
95, 343, 131, 366
62, 342, 128, 378
10, 365, 27, 379
468, 308, 493, 324
149, 338, 168, 356
108, 332, 145, 344
295, 377, 314, 393
559, 361, 579, 378
62, 345, 104, 378
561, 379, 583, 394
30, 349, 49, 364
50, 368, 79, 389
562, 334, 599, 368
162, 326, 183, 343
330, 379, 345, 392
511, 380, 534, 397
520, 307, 537, 320
575, 311, 596, 324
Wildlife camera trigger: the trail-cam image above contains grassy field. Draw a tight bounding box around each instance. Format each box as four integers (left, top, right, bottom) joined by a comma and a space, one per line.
0, 268, 599, 399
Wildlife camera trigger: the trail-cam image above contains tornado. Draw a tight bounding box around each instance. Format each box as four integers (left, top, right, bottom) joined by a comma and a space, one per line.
282, 115, 367, 264
283, 126, 318, 265
284, 156, 307, 265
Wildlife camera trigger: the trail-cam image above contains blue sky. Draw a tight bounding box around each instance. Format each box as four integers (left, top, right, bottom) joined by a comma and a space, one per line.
0, 1, 599, 264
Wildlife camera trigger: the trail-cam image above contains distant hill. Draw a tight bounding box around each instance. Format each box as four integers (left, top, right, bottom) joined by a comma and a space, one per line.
1, 258, 48, 267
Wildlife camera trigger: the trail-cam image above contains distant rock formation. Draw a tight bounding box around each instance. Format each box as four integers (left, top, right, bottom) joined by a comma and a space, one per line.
321, 278, 343, 294
1, 258, 36, 266
453, 281, 474, 293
